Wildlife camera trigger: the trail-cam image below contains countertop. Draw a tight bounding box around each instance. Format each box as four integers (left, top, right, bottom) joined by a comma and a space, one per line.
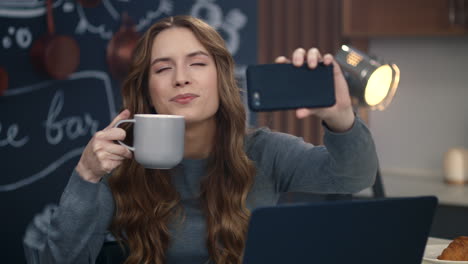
357, 172, 468, 206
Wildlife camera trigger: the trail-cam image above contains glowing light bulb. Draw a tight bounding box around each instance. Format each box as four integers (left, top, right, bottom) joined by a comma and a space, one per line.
365, 65, 393, 106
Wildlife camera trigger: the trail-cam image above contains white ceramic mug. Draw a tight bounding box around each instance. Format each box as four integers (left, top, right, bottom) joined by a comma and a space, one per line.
115, 114, 185, 169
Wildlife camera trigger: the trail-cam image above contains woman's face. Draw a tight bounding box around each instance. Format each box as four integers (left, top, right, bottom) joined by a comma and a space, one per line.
148, 27, 219, 124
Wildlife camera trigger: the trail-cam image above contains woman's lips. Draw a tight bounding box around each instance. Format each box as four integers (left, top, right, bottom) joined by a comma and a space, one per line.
170, 93, 199, 104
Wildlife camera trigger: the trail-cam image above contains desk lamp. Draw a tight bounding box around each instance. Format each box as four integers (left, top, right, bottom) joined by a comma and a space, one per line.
335, 45, 401, 198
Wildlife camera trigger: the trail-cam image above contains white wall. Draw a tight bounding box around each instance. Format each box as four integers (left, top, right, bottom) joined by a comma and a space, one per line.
368, 36, 468, 177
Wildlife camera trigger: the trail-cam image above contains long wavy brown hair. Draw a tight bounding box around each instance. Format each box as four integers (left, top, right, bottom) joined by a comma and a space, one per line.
108, 15, 256, 264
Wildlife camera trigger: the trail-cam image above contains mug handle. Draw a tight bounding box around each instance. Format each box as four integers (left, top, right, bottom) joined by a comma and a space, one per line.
114, 119, 135, 151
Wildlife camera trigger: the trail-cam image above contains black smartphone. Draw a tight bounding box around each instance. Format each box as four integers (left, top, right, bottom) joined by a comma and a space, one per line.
246, 63, 335, 112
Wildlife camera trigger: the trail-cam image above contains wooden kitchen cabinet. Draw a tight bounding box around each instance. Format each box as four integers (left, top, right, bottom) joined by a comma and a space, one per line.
343, 0, 468, 36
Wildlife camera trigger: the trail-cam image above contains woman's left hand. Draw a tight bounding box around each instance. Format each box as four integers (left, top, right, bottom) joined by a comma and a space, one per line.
275, 47, 355, 132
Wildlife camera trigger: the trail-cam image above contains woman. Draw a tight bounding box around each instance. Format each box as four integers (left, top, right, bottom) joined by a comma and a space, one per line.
24, 15, 378, 264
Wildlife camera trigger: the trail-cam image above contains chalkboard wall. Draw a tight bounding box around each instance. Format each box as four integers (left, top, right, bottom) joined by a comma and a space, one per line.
0, 0, 257, 262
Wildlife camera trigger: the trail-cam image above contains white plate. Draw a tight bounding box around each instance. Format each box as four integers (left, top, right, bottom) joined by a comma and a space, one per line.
422, 244, 468, 264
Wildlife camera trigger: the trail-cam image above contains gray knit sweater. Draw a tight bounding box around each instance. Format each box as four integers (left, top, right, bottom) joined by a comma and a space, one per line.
23, 118, 378, 264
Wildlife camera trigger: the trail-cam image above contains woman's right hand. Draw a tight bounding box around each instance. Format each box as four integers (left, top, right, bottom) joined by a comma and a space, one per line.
76, 109, 133, 183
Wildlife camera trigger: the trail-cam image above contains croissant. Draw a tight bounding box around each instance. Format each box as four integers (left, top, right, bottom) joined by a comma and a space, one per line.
437, 236, 468, 261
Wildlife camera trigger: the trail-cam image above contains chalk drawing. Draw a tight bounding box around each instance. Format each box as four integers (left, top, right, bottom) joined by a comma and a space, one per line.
1, 26, 32, 49
0, 147, 85, 192
3, 71, 117, 119
62, 2, 74, 13
2, 35, 12, 48
134, 0, 173, 32
15, 27, 32, 48
0, 123, 29, 148
102, 0, 119, 21
190, 0, 247, 55
75, 4, 113, 39
75, 0, 173, 40
0, 0, 64, 18
0, 70, 116, 192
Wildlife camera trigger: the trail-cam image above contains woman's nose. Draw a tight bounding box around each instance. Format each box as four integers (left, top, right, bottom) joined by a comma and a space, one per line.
175, 80, 190, 87
174, 69, 191, 87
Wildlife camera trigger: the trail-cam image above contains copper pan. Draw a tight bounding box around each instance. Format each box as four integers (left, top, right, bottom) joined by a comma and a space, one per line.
77, 0, 101, 8
0, 66, 8, 96
30, 0, 80, 80
107, 13, 140, 81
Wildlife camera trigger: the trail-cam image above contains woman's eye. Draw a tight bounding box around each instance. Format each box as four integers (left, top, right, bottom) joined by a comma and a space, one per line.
191, 63, 206, 66
155, 67, 170, 73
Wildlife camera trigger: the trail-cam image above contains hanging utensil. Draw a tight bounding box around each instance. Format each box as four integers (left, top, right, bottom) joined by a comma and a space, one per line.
107, 13, 140, 81
0, 66, 8, 96
30, 0, 80, 80
77, 0, 102, 8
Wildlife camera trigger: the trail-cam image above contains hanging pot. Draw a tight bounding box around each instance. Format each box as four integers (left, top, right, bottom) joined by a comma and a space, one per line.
107, 13, 140, 81
0, 66, 8, 96
77, 0, 101, 8
30, 0, 80, 80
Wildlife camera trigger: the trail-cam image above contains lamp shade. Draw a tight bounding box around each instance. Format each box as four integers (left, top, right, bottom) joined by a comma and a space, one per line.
335, 45, 400, 111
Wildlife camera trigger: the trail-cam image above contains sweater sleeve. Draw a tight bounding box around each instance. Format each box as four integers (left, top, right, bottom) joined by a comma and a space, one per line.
249, 117, 378, 194
23, 170, 115, 264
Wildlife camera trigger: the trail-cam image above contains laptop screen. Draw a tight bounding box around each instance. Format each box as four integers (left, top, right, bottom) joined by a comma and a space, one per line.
243, 196, 437, 264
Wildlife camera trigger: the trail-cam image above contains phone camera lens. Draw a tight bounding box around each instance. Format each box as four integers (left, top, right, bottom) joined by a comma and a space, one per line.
253, 92, 261, 106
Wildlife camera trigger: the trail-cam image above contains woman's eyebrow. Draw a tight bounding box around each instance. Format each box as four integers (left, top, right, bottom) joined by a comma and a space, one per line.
187, 50, 210, 58
151, 57, 171, 66
151, 50, 209, 66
